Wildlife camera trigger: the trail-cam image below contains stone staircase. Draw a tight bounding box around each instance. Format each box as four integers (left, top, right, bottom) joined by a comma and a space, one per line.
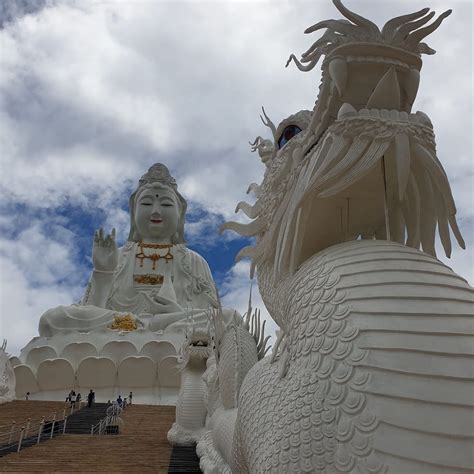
0, 403, 193, 473
65, 402, 109, 434
169, 445, 202, 473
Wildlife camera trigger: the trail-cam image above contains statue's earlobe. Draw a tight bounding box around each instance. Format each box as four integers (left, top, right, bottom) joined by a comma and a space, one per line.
132, 230, 141, 242
173, 231, 184, 245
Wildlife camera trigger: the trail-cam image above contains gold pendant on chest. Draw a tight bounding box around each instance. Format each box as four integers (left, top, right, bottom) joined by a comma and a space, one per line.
136, 242, 174, 270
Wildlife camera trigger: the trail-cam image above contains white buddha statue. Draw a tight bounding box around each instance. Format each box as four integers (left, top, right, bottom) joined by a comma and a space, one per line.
15, 164, 231, 403
39, 163, 219, 335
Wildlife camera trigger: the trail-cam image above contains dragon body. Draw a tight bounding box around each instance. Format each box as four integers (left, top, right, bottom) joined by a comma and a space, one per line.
168, 328, 212, 445
233, 240, 472, 472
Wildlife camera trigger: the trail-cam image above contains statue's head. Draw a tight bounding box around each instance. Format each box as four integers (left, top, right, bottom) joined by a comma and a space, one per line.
128, 163, 187, 243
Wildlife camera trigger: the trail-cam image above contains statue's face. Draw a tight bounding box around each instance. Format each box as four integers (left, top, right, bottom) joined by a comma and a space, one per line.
134, 184, 180, 242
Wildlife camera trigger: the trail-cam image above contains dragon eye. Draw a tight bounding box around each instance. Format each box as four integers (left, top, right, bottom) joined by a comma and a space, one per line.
278, 125, 302, 149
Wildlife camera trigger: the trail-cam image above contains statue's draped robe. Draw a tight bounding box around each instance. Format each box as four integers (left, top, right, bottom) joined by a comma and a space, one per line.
39, 243, 218, 337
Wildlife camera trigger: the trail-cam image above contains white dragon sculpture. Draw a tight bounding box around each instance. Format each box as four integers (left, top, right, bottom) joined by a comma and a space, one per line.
193, 1, 473, 473
168, 323, 214, 445
170, 307, 270, 461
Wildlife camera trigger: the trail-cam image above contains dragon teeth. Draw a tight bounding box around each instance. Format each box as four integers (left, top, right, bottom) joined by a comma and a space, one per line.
415, 111, 433, 127
365, 67, 401, 110
402, 68, 420, 110
337, 103, 357, 119
336, 105, 432, 127
328, 58, 348, 97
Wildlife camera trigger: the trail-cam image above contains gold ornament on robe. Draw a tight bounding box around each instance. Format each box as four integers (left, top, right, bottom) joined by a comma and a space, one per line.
134, 274, 164, 285
108, 314, 138, 331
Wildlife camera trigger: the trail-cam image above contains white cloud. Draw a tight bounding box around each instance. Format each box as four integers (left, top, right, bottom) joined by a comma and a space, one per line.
0, 0, 53, 28
0, 220, 84, 355
185, 211, 223, 245
103, 206, 130, 244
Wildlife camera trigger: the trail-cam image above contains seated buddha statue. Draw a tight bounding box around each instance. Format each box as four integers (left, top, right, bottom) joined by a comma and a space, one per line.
39, 163, 222, 336
14, 164, 234, 403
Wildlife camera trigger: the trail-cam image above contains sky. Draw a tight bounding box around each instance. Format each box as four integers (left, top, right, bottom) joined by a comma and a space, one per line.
0, 0, 472, 356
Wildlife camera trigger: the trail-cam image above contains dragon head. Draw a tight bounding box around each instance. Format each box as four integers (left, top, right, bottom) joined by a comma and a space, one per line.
222, 1, 464, 295
179, 324, 212, 369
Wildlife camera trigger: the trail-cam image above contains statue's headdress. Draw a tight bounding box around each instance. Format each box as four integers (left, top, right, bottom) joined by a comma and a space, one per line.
128, 163, 187, 243
138, 163, 178, 190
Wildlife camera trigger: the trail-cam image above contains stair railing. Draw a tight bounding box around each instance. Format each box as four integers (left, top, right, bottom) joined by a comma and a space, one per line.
8, 421, 15, 443
0, 421, 16, 444
90, 414, 123, 435
49, 413, 56, 440
1, 403, 69, 445
0, 402, 79, 455
37, 417, 45, 445
16, 427, 25, 452
90, 403, 124, 436
24, 419, 31, 438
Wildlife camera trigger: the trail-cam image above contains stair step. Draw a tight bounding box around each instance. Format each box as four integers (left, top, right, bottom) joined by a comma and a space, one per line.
64, 403, 110, 434
168, 445, 202, 473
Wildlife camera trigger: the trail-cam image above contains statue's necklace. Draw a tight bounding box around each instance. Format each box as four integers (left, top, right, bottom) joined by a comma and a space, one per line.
136, 242, 174, 270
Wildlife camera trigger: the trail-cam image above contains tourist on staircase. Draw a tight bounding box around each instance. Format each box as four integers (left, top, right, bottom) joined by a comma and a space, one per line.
87, 389, 95, 408
66, 389, 74, 404
75, 392, 81, 409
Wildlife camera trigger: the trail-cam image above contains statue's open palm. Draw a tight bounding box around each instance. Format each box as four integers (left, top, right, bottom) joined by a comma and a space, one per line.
92, 228, 118, 272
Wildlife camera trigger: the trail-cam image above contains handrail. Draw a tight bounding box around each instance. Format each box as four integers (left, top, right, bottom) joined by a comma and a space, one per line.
0, 401, 83, 454
90, 414, 122, 435
49, 413, 56, 440
0, 401, 84, 443
0, 421, 15, 430
16, 427, 25, 453
0, 405, 64, 439
0, 428, 25, 440
0, 418, 67, 455
36, 417, 45, 445
90, 403, 124, 436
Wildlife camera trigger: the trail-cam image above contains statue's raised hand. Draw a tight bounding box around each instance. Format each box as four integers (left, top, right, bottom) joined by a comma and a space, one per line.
92, 227, 118, 272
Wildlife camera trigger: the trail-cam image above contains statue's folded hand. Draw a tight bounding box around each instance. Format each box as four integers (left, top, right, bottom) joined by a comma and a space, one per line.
152, 295, 184, 314
143, 294, 186, 332
92, 227, 118, 272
